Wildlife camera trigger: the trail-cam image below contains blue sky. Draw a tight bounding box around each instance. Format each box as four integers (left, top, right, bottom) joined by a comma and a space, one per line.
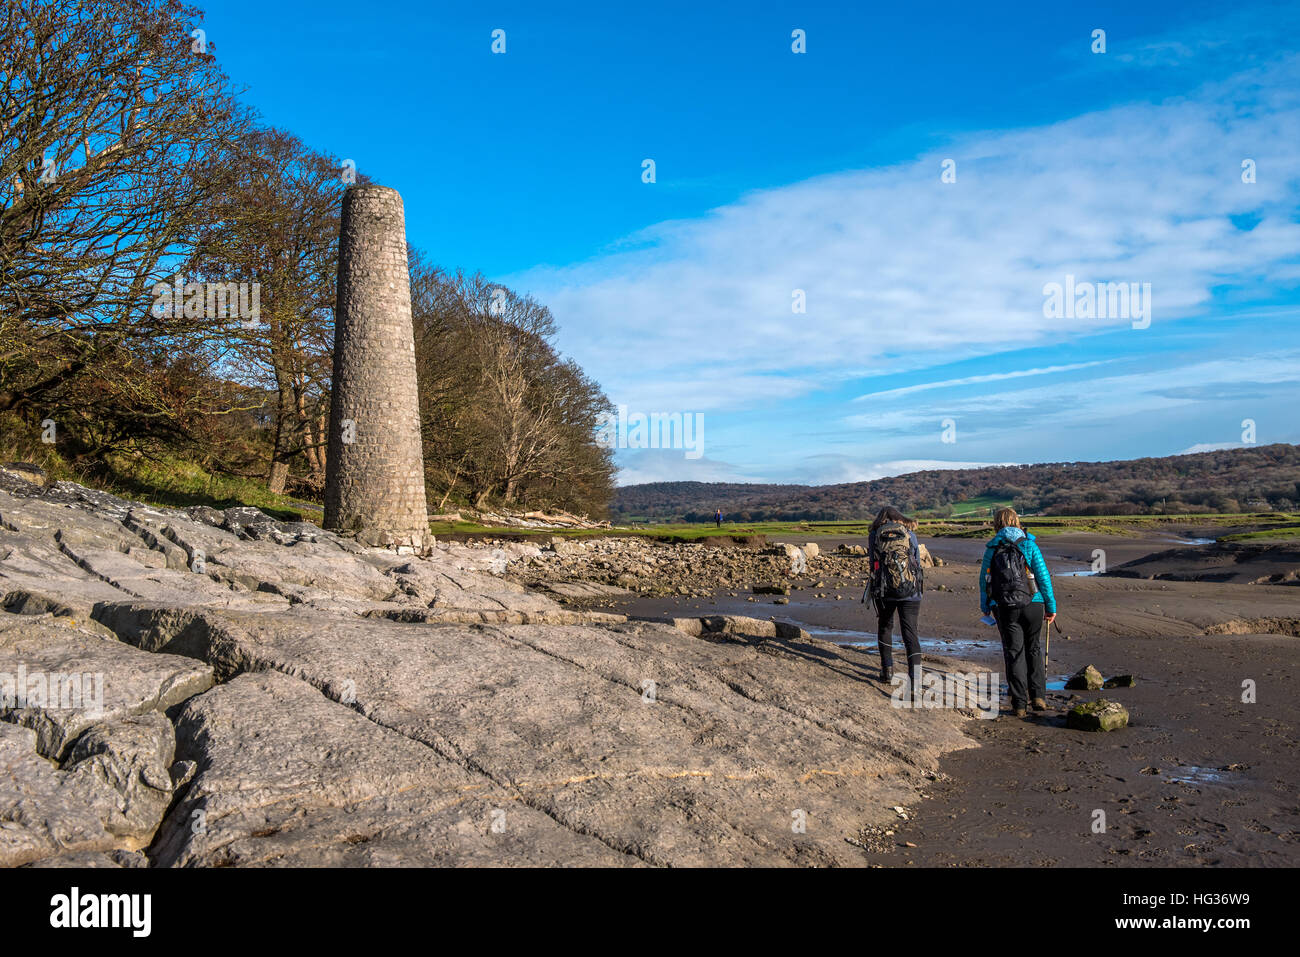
203, 0, 1300, 485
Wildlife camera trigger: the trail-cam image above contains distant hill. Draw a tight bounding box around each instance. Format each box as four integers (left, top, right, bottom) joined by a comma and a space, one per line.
612, 444, 1300, 523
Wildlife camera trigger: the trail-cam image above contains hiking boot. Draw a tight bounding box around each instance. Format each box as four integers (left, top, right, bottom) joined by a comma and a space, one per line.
879, 668, 894, 684
1031, 697, 1048, 711
1012, 707, 1028, 718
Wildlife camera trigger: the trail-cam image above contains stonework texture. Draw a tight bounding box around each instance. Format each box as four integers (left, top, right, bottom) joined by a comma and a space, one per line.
323, 184, 430, 549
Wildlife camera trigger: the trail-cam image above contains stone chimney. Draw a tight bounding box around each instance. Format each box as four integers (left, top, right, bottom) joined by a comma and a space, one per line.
323, 184, 430, 551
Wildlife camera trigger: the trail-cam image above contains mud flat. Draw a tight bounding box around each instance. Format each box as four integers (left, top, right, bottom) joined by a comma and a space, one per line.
603, 535, 1300, 867
851, 626, 1299, 866
1106, 541, 1300, 585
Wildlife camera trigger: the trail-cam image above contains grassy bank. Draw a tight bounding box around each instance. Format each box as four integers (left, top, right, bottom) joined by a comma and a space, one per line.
93, 457, 319, 522
432, 512, 1300, 543
5, 446, 1295, 543
1219, 524, 1300, 543
0, 446, 318, 523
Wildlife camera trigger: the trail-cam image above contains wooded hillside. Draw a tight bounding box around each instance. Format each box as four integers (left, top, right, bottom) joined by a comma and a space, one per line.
613, 444, 1300, 522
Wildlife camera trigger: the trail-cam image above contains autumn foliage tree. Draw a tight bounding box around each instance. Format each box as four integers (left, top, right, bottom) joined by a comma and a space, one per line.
0, 0, 248, 459
187, 127, 349, 493
410, 262, 615, 517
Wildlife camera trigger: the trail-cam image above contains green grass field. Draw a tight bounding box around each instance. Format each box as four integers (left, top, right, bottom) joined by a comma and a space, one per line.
1218, 525, 1300, 543
426, 519, 878, 540
433, 512, 1300, 543
8, 448, 1296, 544
948, 494, 1010, 516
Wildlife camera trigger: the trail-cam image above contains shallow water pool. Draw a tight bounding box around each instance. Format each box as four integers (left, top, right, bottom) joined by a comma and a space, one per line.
801, 626, 996, 655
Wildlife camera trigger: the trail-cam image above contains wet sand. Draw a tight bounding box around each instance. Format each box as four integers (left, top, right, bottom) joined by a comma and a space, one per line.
610, 531, 1300, 867
853, 628, 1298, 866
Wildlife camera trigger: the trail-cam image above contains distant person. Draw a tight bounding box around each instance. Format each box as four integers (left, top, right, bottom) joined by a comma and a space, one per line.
979, 507, 1057, 718
715, 509, 722, 528
865, 506, 924, 690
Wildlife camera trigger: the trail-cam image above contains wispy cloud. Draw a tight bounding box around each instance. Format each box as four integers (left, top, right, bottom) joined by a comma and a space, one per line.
505, 35, 1300, 484
843, 349, 1300, 443
613, 450, 763, 486
1179, 442, 1244, 454
787, 457, 1019, 486
851, 361, 1113, 403
518, 58, 1298, 410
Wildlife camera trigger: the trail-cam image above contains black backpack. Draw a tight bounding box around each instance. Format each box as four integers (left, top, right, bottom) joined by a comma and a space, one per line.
987, 539, 1036, 608
873, 522, 921, 601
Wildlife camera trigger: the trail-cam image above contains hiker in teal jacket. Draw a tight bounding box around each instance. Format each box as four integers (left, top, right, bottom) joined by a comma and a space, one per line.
979, 507, 1057, 717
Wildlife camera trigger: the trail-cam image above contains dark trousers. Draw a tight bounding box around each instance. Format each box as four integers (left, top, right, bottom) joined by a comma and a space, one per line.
995, 602, 1046, 708
877, 598, 922, 682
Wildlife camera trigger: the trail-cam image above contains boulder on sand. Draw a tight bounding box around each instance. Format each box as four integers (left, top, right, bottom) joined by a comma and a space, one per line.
1103, 674, 1137, 688
1066, 699, 1129, 732
1065, 664, 1105, 690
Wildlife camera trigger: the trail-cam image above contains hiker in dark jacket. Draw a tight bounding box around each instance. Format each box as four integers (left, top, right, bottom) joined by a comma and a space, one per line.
866, 506, 924, 690
979, 507, 1057, 717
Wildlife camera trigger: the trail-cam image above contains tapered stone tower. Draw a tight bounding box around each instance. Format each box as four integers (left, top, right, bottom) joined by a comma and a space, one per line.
323, 184, 430, 550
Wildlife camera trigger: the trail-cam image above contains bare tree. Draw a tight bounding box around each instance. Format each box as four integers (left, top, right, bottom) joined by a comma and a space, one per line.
410, 260, 615, 515
188, 126, 347, 494
0, 0, 248, 453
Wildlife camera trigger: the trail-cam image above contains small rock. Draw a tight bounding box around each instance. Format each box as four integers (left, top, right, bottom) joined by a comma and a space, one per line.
170, 759, 198, 789
1065, 664, 1105, 690
1066, 699, 1129, 732
1103, 674, 1137, 688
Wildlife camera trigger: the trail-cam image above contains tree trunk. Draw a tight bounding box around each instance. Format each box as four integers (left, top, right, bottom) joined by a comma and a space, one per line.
298, 389, 324, 483
266, 378, 294, 495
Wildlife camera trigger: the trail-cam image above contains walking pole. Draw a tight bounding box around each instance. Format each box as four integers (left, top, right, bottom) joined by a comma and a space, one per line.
1045, 616, 1051, 671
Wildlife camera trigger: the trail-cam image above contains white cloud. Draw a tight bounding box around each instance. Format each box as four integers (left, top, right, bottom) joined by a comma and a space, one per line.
791, 458, 1018, 485
851, 361, 1113, 403
843, 350, 1300, 454
862, 350, 1299, 419
511, 56, 1300, 418
1179, 442, 1242, 454
613, 450, 762, 486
